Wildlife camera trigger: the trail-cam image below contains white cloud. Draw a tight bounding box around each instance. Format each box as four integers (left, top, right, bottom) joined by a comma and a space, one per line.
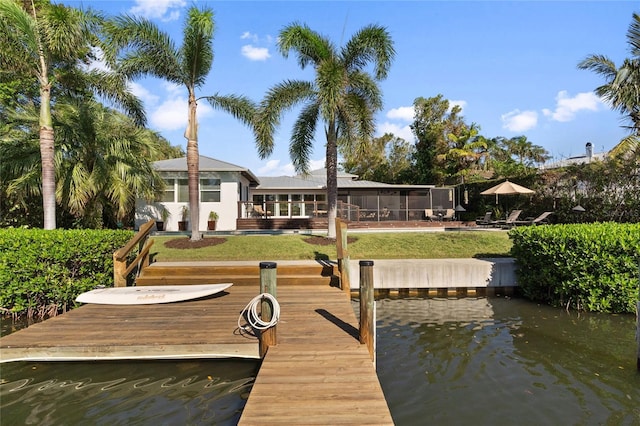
449, 100, 467, 113
258, 159, 295, 176
128, 81, 160, 106
241, 32, 259, 43
386, 106, 414, 122
241, 45, 271, 61
149, 97, 213, 132
308, 159, 325, 171
542, 90, 602, 122
376, 122, 414, 142
129, 0, 185, 21
501, 109, 538, 132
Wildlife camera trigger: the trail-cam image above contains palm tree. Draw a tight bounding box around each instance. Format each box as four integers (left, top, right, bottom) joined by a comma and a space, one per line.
578, 12, 640, 156
0, 0, 144, 229
255, 23, 395, 238
103, 6, 256, 241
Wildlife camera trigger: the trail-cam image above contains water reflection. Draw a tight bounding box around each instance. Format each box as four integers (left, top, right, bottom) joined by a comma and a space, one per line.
374, 297, 640, 426
0, 359, 258, 425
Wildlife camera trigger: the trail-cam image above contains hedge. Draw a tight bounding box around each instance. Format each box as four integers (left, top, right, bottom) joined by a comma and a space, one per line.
509, 222, 640, 313
0, 228, 134, 318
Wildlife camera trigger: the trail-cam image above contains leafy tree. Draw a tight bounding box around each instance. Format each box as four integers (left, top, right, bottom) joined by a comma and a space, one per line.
255, 23, 395, 238
341, 133, 413, 183
437, 123, 488, 183
410, 95, 466, 185
0, 0, 143, 229
578, 12, 640, 156
486, 135, 550, 178
103, 6, 256, 241
1, 98, 170, 228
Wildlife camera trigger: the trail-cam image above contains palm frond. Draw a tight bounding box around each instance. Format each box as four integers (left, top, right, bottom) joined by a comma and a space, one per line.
202, 93, 257, 128
342, 24, 395, 80
289, 102, 319, 173
181, 6, 214, 87
278, 22, 333, 68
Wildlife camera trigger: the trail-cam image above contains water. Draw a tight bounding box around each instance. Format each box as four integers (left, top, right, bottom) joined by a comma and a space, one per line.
0, 358, 258, 425
375, 297, 640, 425
2, 298, 638, 425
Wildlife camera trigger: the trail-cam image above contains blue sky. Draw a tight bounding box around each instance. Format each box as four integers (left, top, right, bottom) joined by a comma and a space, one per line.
68, 1, 633, 177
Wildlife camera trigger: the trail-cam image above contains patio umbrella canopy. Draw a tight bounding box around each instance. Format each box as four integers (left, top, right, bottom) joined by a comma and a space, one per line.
480, 180, 534, 204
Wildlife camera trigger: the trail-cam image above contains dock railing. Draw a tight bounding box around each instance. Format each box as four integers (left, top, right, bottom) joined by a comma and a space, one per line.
113, 219, 156, 287
335, 218, 351, 296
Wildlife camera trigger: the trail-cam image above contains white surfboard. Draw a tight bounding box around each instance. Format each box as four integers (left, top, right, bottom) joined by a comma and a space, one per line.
76, 283, 233, 305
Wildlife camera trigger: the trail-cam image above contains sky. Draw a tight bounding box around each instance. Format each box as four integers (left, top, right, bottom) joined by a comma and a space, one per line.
65, 0, 634, 177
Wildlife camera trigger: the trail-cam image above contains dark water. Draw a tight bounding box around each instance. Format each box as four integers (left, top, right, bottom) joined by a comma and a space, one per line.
375, 297, 640, 426
2, 298, 639, 425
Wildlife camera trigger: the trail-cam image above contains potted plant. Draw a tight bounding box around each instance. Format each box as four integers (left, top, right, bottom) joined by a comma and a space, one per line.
156, 207, 170, 231
178, 205, 189, 231
207, 211, 218, 231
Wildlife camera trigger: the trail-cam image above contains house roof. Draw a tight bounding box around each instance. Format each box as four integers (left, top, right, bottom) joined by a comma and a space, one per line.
154, 156, 260, 185
255, 172, 435, 191
542, 152, 608, 169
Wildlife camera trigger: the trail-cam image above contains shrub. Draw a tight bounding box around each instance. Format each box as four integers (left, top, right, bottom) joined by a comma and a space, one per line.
0, 228, 133, 318
509, 223, 640, 313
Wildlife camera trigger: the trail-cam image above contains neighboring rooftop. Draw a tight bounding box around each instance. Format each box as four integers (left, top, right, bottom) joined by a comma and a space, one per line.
542, 142, 608, 169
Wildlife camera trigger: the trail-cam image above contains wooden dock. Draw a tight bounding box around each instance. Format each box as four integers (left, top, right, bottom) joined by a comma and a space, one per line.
0, 262, 392, 424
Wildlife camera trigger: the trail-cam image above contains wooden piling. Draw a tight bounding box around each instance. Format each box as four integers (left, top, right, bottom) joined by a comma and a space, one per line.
359, 260, 375, 363
259, 261, 277, 357
335, 218, 352, 297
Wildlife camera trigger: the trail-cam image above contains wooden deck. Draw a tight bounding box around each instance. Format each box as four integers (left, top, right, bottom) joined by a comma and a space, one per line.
0, 286, 260, 362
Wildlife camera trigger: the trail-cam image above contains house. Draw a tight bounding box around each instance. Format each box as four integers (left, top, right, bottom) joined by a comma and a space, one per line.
135, 156, 258, 231
542, 142, 608, 170
136, 156, 457, 231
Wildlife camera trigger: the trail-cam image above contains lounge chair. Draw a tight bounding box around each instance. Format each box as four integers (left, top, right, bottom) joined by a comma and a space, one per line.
494, 209, 522, 228
475, 211, 493, 227
515, 211, 553, 226
442, 209, 454, 221
252, 205, 272, 217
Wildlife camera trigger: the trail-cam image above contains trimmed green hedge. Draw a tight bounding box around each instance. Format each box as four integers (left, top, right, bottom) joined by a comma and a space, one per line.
0, 228, 134, 318
509, 223, 640, 313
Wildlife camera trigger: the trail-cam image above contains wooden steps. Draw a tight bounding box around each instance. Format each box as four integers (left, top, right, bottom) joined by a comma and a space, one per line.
136, 262, 338, 287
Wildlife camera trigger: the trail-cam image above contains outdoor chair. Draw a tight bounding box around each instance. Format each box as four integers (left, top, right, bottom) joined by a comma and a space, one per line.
475, 211, 493, 227
442, 209, 455, 221
514, 211, 553, 226
494, 209, 522, 228
252, 205, 271, 217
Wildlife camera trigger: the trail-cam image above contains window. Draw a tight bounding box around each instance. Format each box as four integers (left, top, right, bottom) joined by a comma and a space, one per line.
201, 178, 221, 202
161, 178, 175, 202
178, 179, 189, 202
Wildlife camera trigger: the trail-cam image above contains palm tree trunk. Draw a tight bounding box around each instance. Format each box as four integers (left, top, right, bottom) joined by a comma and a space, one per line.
326, 125, 338, 239
186, 90, 201, 241
39, 78, 56, 230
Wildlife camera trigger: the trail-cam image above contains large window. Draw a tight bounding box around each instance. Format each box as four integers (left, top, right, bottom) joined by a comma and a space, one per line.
178, 179, 189, 202
160, 178, 175, 202
201, 178, 221, 202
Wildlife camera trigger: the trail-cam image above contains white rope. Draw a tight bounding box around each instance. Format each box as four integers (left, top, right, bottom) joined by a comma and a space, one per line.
238, 293, 280, 333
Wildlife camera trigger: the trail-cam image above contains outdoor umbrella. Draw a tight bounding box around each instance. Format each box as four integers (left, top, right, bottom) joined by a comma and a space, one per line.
480, 180, 534, 204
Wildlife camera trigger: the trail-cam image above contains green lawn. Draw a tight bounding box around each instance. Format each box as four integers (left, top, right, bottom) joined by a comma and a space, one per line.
150, 231, 512, 262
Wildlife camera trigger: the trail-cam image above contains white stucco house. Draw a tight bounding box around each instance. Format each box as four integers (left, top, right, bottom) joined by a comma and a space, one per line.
135, 155, 456, 231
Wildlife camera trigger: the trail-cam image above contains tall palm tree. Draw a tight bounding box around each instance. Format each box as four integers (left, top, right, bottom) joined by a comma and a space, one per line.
578, 12, 640, 156
103, 6, 256, 241
255, 23, 395, 238
0, 0, 143, 229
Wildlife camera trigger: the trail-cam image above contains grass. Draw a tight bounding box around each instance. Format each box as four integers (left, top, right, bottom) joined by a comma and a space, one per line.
150, 231, 513, 262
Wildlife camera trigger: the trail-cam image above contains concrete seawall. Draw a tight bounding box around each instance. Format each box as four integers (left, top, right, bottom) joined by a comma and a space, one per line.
347, 258, 517, 290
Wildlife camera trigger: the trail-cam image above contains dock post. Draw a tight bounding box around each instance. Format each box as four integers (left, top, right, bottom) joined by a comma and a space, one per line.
335, 218, 351, 297
359, 260, 375, 363
259, 261, 277, 357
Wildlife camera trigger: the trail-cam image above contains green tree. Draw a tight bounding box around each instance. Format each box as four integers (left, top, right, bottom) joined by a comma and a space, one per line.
411, 95, 466, 185
103, 6, 256, 241
341, 133, 413, 183
256, 23, 395, 238
578, 12, 640, 156
437, 123, 488, 183
0, 0, 143, 229
1, 98, 169, 228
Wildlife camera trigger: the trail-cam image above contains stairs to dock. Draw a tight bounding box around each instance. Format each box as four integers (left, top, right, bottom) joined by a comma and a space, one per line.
135, 261, 338, 287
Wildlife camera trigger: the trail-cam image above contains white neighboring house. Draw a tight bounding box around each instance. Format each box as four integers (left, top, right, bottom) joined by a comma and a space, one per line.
135, 156, 259, 231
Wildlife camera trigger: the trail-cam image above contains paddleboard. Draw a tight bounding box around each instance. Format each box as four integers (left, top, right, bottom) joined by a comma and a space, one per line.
76, 283, 233, 305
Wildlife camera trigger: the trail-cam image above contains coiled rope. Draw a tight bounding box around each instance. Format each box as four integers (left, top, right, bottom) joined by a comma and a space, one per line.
238, 293, 280, 333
